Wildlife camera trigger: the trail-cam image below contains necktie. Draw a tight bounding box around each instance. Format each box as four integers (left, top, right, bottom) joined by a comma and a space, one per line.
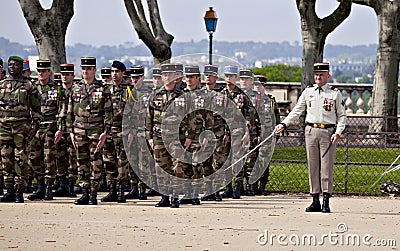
318, 86, 322, 94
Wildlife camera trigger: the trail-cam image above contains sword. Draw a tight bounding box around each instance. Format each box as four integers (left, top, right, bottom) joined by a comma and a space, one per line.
322, 141, 333, 158
370, 154, 400, 189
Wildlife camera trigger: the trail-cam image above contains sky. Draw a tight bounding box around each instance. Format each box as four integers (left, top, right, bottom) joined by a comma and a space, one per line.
0, 0, 378, 47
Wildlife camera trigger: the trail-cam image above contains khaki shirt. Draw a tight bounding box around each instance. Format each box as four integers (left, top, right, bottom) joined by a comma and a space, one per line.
282, 84, 346, 135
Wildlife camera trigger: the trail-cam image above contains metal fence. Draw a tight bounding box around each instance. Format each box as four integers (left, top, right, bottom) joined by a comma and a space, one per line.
268, 115, 400, 195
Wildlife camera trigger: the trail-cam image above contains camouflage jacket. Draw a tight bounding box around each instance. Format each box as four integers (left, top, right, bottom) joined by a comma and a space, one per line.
202, 85, 226, 138
66, 78, 113, 133
145, 84, 196, 144
57, 82, 76, 132
35, 79, 61, 125
0, 76, 42, 128
251, 91, 280, 137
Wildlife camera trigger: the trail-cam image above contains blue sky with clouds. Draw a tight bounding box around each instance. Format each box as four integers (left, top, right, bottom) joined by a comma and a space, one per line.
1, 0, 377, 47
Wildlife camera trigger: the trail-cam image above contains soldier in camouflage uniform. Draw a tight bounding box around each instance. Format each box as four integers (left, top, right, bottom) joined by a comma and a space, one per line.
54, 64, 78, 197
100, 67, 112, 84
0, 56, 42, 203
221, 65, 259, 199
145, 63, 196, 208
238, 69, 262, 196
0, 58, 3, 195
27, 59, 60, 201
252, 75, 280, 195
66, 57, 113, 205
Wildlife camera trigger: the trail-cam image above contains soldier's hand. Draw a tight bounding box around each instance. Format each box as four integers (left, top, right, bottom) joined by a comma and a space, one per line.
331, 133, 340, 144
54, 130, 63, 144
241, 133, 250, 148
97, 132, 107, 149
275, 123, 285, 134
148, 139, 154, 150
28, 128, 37, 142
70, 133, 77, 149
184, 138, 192, 150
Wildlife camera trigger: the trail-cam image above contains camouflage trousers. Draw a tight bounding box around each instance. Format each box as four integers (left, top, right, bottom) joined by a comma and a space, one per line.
0, 121, 30, 187
102, 126, 129, 185
74, 126, 103, 189
28, 122, 57, 181
226, 128, 248, 185
56, 131, 78, 181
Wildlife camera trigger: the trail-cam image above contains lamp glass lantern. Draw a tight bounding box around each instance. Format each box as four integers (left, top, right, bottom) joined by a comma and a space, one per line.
204, 7, 218, 64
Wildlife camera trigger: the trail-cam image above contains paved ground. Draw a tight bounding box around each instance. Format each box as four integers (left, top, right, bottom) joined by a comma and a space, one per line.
0, 193, 398, 251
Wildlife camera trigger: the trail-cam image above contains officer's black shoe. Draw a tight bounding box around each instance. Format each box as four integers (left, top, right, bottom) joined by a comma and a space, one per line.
221, 183, 233, 198
155, 196, 171, 207
305, 194, 322, 212
98, 174, 108, 192
170, 197, 180, 208
53, 178, 70, 197
322, 193, 331, 213
125, 183, 139, 199
67, 180, 77, 197
138, 183, 147, 200
74, 188, 90, 205
214, 192, 222, 201
232, 183, 241, 199
191, 198, 201, 205
117, 184, 126, 203
101, 183, 118, 202
74, 184, 83, 194
0, 176, 4, 196
27, 180, 45, 201
14, 185, 24, 203
246, 183, 255, 196
44, 181, 54, 200
88, 190, 98, 205
0, 185, 16, 202
201, 193, 216, 201
240, 183, 245, 196
179, 195, 192, 204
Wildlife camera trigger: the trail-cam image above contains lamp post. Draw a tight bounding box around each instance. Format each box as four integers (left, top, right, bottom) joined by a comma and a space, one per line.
204, 7, 218, 65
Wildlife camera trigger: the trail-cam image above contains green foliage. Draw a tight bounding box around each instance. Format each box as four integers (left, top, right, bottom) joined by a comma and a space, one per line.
252, 64, 302, 82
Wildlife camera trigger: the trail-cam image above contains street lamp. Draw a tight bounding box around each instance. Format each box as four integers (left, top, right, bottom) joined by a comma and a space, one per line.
204, 7, 218, 65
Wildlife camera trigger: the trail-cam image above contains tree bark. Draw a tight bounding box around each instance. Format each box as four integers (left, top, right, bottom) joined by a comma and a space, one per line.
296, 0, 352, 91
18, 0, 74, 73
124, 0, 174, 65
353, 0, 399, 132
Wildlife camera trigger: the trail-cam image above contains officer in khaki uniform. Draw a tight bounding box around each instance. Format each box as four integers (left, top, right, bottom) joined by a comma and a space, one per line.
275, 62, 346, 213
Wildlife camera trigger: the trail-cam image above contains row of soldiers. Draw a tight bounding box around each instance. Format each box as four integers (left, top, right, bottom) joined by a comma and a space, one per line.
0, 56, 279, 207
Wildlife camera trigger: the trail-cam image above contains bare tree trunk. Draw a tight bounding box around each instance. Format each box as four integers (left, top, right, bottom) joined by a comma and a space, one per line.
18, 0, 74, 73
124, 0, 174, 65
353, 0, 400, 132
296, 0, 352, 91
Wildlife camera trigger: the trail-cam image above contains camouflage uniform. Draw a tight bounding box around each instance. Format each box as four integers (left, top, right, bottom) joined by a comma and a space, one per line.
67, 72, 113, 204
0, 58, 42, 203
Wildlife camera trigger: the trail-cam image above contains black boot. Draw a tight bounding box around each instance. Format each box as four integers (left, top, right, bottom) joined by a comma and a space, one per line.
52, 177, 60, 190
191, 188, 200, 205
214, 184, 222, 201
246, 181, 255, 196
232, 182, 241, 199
74, 184, 83, 194
0, 184, 16, 202
305, 193, 322, 212
88, 189, 98, 205
0, 176, 3, 196
27, 179, 45, 201
201, 182, 215, 201
155, 195, 171, 207
179, 186, 192, 204
24, 176, 33, 193
322, 193, 331, 213
125, 182, 139, 199
146, 178, 160, 196
53, 177, 70, 197
44, 180, 54, 200
170, 193, 180, 208
221, 182, 233, 198
98, 173, 108, 192
117, 184, 126, 203
67, 179, 77, 197
15, 184, 24, 203
101, 183, 118, 202
74, 187, 90, 205
259, 181, 269, 196
138, 183, 147, 200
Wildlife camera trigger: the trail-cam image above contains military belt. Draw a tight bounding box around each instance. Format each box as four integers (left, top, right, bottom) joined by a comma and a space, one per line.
0, 110, 29, 117
307, 123, 335, 129
75, 116, 103, 123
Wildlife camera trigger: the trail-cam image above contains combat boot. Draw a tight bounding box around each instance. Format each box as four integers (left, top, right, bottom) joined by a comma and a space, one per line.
74, 187, 90, 205
24, 176, 33, 193
232, 182, 241, 199
0, 176, 4, 196
138, 183, 147, 200
44, 180, 54, 200
305, 194, 322, 212
67, 179, 77, 197
0, 184, 16, 202
170, 193, 180, 208
155, 195, 171, 207
117, 184, 126, 203
53, 177, 70, 197
98, 173, 108, 192
179, 185, 192, 204
27, 179, 45, 201
214, 184, 222, 201
246, 181, 255, 196
201, 182, 215, 201
88, 189, 98, 205
322, 193, 331, 213
14, 184, 24, 203
191, 188, 200, 205
52, 177, 60, 190
125, 182, 139, 199
259, 181, 266, 195
101, 183, 118, 202
221, 182, 233, 198
146, 178, 160, 196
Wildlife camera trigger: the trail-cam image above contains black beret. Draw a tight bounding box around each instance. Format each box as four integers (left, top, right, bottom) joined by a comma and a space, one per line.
112, 60, 126, 71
